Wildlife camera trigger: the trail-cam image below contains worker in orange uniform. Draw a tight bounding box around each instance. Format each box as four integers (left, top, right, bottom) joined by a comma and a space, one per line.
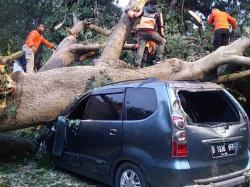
23, 23, 56, 73
126, 0, 166, 68
208, 7, 237, 50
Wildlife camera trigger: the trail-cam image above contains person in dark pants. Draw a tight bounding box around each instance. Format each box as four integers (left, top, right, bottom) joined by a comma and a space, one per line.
127, 0, 166, 67
207, 7, 238, 76
208, 7, 237, 50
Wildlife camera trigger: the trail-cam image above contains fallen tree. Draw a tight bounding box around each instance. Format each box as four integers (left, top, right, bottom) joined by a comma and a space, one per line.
1, 36, 249, 132
0, 0, 250, 156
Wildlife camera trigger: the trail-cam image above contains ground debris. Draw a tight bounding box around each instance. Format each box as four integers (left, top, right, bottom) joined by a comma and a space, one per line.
0, 159, 105, 187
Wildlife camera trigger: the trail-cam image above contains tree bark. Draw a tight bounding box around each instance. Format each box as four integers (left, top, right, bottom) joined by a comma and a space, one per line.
39, 22, 109, 72
1, 0, 250, 133
98, 0, 147, 64
0, 51, 23, 65
0, 37, 250, 132
98, 12, 133, 63
216, 70, 250, 84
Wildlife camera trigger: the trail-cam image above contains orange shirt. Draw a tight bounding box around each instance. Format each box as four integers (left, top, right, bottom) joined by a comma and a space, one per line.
25, 30, 53, 50
208, 10, 237, 30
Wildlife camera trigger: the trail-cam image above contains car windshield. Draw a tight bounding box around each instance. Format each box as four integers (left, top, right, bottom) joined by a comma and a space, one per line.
178, 90, 240, 123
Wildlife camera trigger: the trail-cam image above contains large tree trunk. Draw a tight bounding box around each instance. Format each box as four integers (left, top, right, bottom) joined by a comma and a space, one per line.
99, 0, 147, 63
98, 12, 133, 62
1, 37, 250, 132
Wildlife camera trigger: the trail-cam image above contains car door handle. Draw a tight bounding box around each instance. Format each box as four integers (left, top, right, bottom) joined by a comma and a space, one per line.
109, 129, 117, 136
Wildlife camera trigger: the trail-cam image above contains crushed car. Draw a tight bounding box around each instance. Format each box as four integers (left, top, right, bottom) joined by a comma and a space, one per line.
45, 79, 250, 187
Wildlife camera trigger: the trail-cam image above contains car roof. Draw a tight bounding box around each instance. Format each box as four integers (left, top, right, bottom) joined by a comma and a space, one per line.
92, 78, 223, 93
62, 79, 223, 116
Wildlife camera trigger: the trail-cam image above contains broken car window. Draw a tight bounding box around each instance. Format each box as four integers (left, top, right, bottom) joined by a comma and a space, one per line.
178, 90, 240, 123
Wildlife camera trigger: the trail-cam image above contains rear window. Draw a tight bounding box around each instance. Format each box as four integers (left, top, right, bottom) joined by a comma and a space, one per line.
126, 88, 158, 120
178, 90, 240, 123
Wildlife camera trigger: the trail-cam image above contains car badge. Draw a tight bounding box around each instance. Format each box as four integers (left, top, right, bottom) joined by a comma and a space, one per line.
216, 126, 228, 136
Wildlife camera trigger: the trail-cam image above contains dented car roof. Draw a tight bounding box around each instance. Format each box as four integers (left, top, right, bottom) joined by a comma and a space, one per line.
94, 79, 223, 91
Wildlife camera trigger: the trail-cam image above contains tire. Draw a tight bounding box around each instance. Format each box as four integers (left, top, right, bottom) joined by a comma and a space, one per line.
115, 162, 150, 187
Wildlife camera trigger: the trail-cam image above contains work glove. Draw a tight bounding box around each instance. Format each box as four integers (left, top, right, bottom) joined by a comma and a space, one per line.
52, 45, 57, 52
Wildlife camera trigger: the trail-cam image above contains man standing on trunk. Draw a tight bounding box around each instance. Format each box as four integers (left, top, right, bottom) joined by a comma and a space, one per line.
127, 0, 166, 67
23, 23, 55, 73
208, 7, 237, 50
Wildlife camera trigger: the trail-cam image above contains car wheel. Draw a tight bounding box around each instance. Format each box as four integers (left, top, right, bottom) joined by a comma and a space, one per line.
115, 162, 150, 187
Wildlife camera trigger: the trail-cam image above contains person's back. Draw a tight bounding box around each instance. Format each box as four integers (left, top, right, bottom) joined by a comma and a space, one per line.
208, 8, 237, 50
208, 8, 237, 76
138, 4, 160, 31
208, 9, 237, 30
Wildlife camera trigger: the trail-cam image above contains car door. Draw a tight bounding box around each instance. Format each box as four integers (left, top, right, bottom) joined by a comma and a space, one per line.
59, 94, 91, 168
77, 89, 124, 176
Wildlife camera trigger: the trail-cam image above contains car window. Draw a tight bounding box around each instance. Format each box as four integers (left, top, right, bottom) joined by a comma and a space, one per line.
85, 93, 124, 120
67, 96, 90, 120
126, 88, 158, 120
178, 90, 240, 123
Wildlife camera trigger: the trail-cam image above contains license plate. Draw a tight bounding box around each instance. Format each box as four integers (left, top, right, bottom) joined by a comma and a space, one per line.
211, 142, 236, 158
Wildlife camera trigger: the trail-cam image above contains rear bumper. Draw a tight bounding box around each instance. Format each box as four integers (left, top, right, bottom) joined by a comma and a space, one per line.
143, 159, 249, 187
185, 170, 247, 187
186, 176, 246, 187
193, 169, 246, 185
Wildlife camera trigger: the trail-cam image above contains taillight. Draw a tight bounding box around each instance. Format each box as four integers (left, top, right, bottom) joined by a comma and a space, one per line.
175, 130, 187, 143
172, 115, 186, 129
172, 115, 188, 157
172, 141, 188, 157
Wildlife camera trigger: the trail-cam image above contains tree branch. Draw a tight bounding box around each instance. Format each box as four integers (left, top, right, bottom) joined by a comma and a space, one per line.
0, 51, 23, 65
40, 21, 111, 72
68, 21, 110, 36
216, 69, 250, 83
178, 37, 250, 80
69, 43, 137, 52
226, 55, 250, 66
98, 0, 145, 63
